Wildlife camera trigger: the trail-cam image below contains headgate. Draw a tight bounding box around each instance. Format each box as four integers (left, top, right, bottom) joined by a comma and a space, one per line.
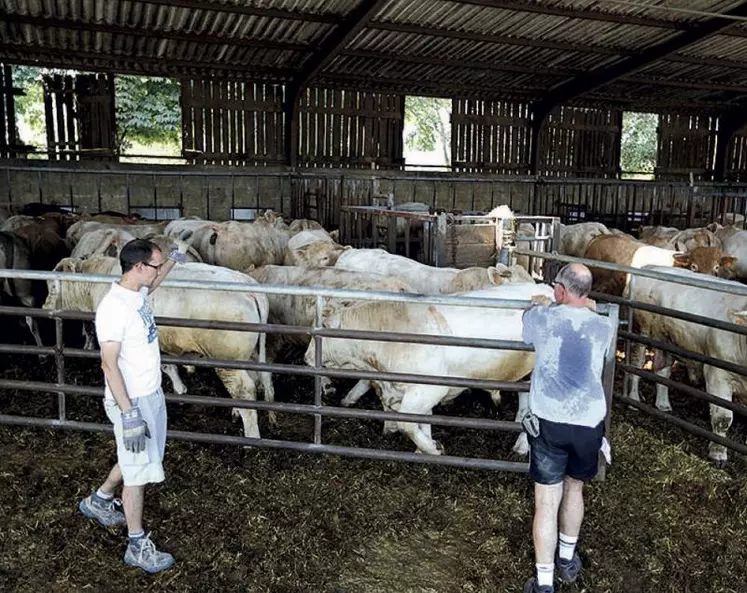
0, 269, 619, 475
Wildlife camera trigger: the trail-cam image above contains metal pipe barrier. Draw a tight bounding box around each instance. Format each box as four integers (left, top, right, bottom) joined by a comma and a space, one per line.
513, 248, 747, 297
0, 267, 619, 473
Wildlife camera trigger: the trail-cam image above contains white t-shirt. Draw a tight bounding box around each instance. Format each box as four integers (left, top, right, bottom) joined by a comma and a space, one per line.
95, 282, 162, 401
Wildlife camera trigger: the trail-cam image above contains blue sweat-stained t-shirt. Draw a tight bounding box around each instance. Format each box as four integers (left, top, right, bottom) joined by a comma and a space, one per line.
522, 304, 613, 427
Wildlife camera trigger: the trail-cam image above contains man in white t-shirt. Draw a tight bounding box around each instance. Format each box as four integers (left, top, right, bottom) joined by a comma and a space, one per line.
78, 237, 188, 574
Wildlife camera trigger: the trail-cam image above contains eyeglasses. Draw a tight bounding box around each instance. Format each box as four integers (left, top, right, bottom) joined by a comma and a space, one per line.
141, 261, 164, 271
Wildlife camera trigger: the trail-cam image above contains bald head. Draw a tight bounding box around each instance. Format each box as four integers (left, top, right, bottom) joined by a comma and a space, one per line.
554, 263, 592, 298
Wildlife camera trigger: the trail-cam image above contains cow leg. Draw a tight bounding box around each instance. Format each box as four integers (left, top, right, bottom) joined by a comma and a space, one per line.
626, 343, 647, 404
83, 322, 95, 350
654, 353, 673, 412
489, 389, 502, 406
320, 376, 336, 396
512, 391, 530, 456
215, 368, 260, 439
340, 380, 372, 407
704, 366, 734, 467
396, 387, 445, 455
161, 364, 188, 395
25, 316, 43, 348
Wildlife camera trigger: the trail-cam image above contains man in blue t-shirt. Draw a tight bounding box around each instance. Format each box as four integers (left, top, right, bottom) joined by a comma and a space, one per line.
521, 263, 614, 593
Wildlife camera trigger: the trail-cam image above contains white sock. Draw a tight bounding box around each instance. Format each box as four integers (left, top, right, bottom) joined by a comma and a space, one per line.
559, 532, 578, 561
128, 531, 146, 543
536, 563, 554, 588
95, 488, 113, 501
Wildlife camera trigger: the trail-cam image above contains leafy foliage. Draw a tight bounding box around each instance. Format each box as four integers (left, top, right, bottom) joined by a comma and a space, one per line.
620, 111, 658, 174
404, 96, 451, 164
115, 75, 181, 150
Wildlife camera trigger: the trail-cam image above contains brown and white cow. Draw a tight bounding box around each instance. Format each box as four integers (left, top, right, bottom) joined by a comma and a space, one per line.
584, 234, 735, 296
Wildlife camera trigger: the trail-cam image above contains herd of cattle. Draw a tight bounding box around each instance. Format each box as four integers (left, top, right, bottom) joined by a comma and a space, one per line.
1, 202, 746, 466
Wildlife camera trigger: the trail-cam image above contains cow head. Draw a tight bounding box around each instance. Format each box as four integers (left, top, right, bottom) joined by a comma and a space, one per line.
673, 229, 721, 252
672, 248, 738, 277
728, 310, 747, 325
291, 242, 351, 267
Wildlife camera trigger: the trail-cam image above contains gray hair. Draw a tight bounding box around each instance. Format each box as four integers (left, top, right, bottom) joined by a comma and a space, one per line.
554, 263, 592, 297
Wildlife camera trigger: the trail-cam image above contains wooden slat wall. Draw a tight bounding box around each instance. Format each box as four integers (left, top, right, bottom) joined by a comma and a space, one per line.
727, 123, 747, 181
0, 64, 23, 159
538, 106, 621, 178
298, 88, 404, 168
180, 79, 285, 166
43, 74, 78, 161
656, 113, 718, 180
43, 73, 116, 161
75, 73, 116, 159
451, 99, 531, 174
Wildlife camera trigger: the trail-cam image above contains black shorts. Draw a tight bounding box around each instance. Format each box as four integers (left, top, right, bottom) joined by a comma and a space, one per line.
529, 418, 604, 485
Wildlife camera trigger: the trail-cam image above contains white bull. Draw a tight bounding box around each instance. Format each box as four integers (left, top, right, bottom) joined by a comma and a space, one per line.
335, 248, 511, 294
304, 282, 555, 455
44, 257, 274, 438
283, 229, 348, 267
184, 220, 289, 271
627, 266, 747, 466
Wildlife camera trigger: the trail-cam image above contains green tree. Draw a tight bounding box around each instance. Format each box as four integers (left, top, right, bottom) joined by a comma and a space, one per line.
404, 96, 451, 165
115, 75, 181, 150
621, 111, 658, 174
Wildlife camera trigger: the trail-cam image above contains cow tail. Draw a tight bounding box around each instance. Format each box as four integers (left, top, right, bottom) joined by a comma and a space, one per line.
253, 292, 274, 404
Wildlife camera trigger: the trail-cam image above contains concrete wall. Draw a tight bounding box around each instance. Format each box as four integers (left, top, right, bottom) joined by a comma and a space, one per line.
0, 161, 534, 222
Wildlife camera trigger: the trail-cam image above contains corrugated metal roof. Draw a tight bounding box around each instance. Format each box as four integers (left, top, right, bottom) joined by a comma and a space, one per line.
1, 0, 747, 113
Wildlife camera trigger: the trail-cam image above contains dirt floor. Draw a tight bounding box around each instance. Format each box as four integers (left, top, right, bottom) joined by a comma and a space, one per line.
1, 335, 747, 593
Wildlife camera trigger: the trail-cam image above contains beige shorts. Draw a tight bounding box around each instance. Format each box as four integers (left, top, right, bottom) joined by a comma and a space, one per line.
105, 388, 167, 487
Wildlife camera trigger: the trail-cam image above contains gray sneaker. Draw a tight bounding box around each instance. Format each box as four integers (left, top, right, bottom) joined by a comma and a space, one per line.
124, 534, 175, 574
79, 494, 126, 528
557, 552, 582, 584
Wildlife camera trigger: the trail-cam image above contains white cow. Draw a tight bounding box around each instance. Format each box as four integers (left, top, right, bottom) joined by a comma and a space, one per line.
559, 222, 612, 257
639, 225, 722, 251
304, 282, 555, 455
66, 220, 168, 247
335, 248, 511, 294
247, 264, 415, 402
717, 230, 747, 280
283, 229, 348, 267
184, 220, 290, 271
627, 266, 747, 465
44, 257, 273, 438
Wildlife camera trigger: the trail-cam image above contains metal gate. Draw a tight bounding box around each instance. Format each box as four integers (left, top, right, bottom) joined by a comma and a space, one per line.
0, 268, 619, 474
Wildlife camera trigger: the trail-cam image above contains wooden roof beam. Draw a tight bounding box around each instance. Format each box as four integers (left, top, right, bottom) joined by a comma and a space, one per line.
533, 1, 747, 117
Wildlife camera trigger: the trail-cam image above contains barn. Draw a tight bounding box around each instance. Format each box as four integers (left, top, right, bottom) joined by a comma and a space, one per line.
1, 2, 747, 591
